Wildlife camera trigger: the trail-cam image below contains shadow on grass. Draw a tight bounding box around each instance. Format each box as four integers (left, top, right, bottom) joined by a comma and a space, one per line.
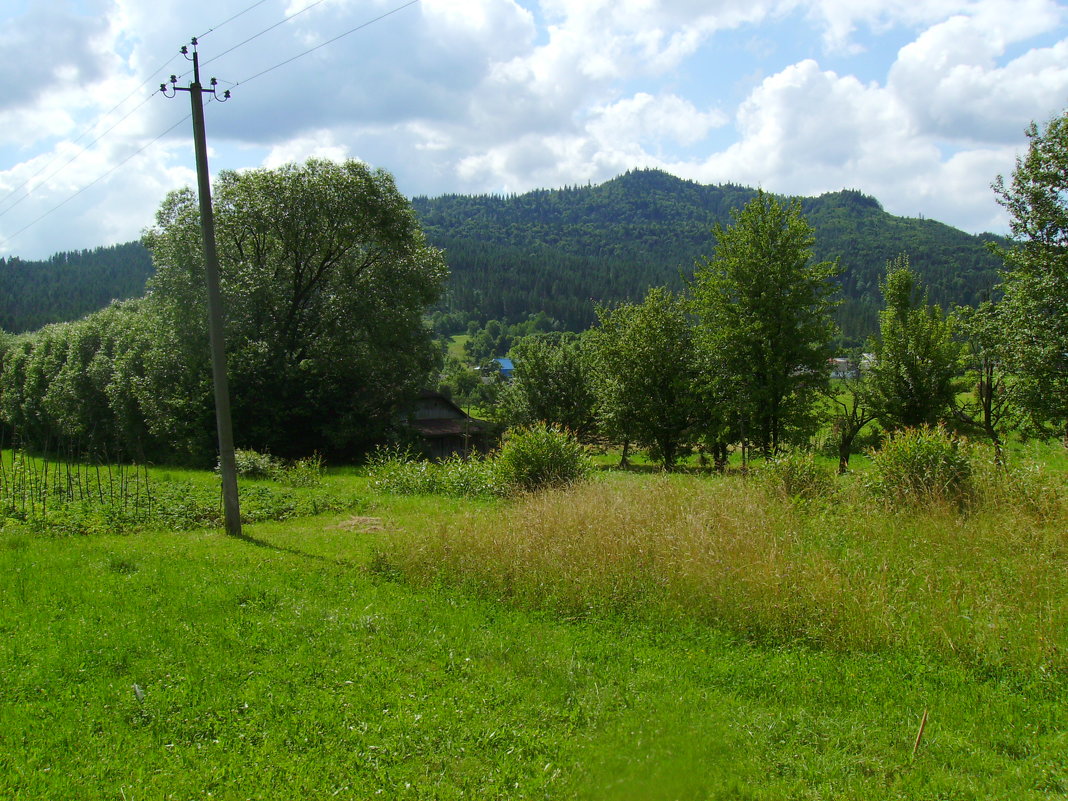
229, 530, 357, 569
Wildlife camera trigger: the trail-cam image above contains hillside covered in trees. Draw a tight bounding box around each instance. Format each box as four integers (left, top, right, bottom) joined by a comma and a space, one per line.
1, 170, 1003, 345
0, 242, 153, 333
414, 169, 1005, 342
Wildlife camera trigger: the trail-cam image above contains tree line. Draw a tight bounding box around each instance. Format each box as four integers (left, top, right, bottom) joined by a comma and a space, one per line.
0, 109, 1063, 470
0, 242, 153, 333
457, 110, 1068, 469
0, 160, 446, 464
414, 169, 1004, 344
2, 169, 1001, 347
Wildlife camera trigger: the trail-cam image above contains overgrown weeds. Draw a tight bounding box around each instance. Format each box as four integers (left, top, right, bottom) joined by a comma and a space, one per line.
367, 446, 500, 498
377, 469, 1068, 673
366, 425, 591, 498
757, 450, 837, 502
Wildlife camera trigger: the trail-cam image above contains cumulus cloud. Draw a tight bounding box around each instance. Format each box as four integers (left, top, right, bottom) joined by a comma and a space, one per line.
672, 5, 1065, 233
889, 13, 1068, 142
3, 0, 1068, 258
261, 130, 350, 168
800, 0, 1064, 52
691, 60, 925, 188
588, 93, 728, 148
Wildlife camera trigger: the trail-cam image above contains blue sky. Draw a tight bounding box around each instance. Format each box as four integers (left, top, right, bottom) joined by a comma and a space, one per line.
1, 0, 1067, 259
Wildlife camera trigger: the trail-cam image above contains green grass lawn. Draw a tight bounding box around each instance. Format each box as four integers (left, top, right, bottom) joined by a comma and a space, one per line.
447, 334, 471, 360
1, 470, 1066, 799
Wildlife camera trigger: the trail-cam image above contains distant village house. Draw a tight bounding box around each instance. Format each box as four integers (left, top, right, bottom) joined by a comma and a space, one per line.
407, 390, 495, 460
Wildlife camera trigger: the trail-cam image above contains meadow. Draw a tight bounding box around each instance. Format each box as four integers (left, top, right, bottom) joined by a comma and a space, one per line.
0, 447, 1066, 799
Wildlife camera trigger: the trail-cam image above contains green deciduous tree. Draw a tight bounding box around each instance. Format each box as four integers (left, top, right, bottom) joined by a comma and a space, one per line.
952, 301, 1019, 461
497, 332, 598, 439
143, 158, 448, 459
993, 109, 1068, 444
590, 287, 698, 470
691, 191, 838, 457
0, 160, 446, 463
865, 257, 960, 431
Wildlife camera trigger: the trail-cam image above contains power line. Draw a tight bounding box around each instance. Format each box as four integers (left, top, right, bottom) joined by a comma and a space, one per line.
199, 0, 332, 70
0, 92, 159, 221
0, 53, 181, 214
197, 0, 275, 40
232, 0, 420, 87
1, 113, 190, 248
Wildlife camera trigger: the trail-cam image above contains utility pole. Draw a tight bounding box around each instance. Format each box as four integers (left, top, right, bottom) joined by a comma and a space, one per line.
162, 40, 241, 537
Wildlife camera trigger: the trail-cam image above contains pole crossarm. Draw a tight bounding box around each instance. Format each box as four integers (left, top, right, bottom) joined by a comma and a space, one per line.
159, 39, 232, 101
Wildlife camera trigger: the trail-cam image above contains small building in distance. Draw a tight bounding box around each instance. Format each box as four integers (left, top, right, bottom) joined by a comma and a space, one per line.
494, 357, 515, 380
407, 390, 495, 460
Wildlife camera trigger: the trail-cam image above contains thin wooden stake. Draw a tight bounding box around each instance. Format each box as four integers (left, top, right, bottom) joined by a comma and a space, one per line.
912, 708, 929, 758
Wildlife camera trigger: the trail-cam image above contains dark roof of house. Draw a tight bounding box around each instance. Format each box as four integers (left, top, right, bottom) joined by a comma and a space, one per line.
410, 418, 489, 438
416, 389, 467, 418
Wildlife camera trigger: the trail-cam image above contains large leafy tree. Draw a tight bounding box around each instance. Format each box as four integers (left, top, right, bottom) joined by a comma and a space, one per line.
497, 332, 599, 440
590, 287, 698, 470
993, 109, 1068, 443
142, 159, 447, 459
865, 256, 959, 431
690, 191, 838, 457
0, 161, 446, 462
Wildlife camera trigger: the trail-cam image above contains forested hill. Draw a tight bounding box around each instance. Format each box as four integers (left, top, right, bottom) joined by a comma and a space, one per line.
413, 169, 1006, 343
2, 170, 1003, 343
0, 242, 153, 333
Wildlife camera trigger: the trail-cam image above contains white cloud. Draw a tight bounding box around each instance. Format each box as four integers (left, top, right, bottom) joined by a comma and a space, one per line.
3, 0, 1068, 258
262, 130, 350, 168
889, 14, 1068, 143
692, 60, 922, 186
588, 93, 728, 148
800, 0, 1065, 52
0, 134, 195, 258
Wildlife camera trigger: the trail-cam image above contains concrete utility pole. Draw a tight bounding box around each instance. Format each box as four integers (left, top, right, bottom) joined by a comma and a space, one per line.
162, 40, 241, 537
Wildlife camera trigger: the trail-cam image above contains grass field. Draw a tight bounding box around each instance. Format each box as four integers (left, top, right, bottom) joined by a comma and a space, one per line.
1, 458, 1066, 798
447, 335, 471, 361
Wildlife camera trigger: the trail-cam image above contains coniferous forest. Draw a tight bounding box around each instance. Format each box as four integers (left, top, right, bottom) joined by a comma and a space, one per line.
414, 169, 1005, 343
0, 242, 153, 333
2, 170, 1003, 346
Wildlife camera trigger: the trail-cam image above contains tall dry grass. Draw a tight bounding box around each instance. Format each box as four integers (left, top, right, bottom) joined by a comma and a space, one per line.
379, 472, 1067, 672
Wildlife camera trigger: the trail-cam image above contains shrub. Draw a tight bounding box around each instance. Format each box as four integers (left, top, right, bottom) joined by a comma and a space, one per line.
366, 446, 497, 498
867, 425, 973, 508
758, 451, 836, 502
495, 423, 591, 494
228, 449, 282, 479
277, 453, 324, 488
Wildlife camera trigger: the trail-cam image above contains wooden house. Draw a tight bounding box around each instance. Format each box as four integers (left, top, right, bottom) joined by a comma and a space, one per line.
408, 390, 494, 460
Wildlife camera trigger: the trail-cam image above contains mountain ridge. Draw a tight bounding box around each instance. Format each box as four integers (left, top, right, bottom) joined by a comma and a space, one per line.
1, 169, 1005, 343
414, 168, 1005, 342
